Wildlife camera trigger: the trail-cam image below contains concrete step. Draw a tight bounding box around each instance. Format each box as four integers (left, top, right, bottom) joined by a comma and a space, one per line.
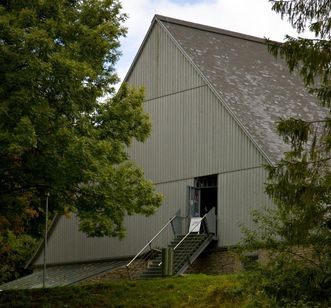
148, 263, 161, 269
149, 261, 161, 265
138, 233, 212, 279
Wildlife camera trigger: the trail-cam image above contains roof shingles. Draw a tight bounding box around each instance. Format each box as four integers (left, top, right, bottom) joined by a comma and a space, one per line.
158, 16, 327, 163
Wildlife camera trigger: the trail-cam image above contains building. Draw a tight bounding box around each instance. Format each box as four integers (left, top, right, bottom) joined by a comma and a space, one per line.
1, 15, 326, 288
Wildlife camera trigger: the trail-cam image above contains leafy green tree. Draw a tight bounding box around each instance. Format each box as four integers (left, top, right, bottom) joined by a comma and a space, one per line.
239, 0, 331, 305
0, 231, 36, 283
0, 0, 162, 241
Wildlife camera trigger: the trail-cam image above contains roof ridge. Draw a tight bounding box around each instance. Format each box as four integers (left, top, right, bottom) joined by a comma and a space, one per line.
155, 15, 270, 45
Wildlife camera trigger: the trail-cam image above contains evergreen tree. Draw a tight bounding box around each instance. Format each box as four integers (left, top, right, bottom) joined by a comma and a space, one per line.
265, 0, 330, 261
240, 1, 331, 305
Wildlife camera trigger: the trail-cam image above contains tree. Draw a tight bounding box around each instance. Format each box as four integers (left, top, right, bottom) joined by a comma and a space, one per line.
0, 0, 162, 241
0, 231, 36, 283
265, 0, 331, 261
239, 0, 331, 305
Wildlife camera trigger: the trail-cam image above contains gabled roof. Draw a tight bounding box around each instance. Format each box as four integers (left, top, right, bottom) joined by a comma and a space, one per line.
130, 15, 327, 163
27, 15, 328, 269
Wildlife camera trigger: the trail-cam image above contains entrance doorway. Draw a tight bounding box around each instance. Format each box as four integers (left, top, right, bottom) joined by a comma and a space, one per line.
187, 175, 217, 237
195, 175, 217, 217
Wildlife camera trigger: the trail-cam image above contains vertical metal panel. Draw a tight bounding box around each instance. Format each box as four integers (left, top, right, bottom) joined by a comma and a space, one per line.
127, 23, 205, 100
33, 20, 274, 265
34, 179, 193, 266
217, 167, 273, 247
127, 19, 272, 250
129, 85, 266, 184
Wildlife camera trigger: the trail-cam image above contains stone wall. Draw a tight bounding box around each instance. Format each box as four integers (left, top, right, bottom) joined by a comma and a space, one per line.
86, 248, 242, 283
186, 243, 242, 275
84, 260, 145, 283
84, 243, 261, 284
81, 245, 317, 284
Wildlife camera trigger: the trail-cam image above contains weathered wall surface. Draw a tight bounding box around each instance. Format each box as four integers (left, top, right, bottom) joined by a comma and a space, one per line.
33, 21, 271, 266
126, 22, 205, 101
127, 22, 267, 185
186, 247, 242, 275
217, 167, 273, 247
34, 179, 192, 266
127, 21, 271, 249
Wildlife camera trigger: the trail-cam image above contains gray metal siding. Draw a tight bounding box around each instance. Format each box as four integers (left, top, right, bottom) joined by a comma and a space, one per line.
127, 22, 266, 184
33, 19, 273, 265
217, 167, 273, 247
129, 85, 266, 184
127, 23, 205, 100
34, 179, 193, 266
126, 20, 272, 251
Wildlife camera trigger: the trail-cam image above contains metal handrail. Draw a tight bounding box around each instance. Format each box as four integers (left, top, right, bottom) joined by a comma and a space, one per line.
174, 214, 207, 250
126, 215, 177, 268
157, 214, 209, 268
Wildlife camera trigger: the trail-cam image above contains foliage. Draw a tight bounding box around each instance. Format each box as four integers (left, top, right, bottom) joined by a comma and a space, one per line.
265, 0, 331, 263
239, 252, 331, 307
0, 231, 36, 284
0, 0, 162, 240
0, 274, 246, 307
238, 0, 331, 306
204, 282, 244, 307
269, 0, 331, 107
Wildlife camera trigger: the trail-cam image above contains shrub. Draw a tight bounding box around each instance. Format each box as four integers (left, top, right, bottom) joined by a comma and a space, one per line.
241, 254, 331, 307
0, 230, 36, 284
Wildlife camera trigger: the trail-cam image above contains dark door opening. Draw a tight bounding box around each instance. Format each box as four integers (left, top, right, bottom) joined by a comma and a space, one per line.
186, 175, 217, 237
195, 175, 217, 217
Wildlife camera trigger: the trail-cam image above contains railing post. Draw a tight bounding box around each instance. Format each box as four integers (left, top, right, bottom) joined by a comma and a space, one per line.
170, 219, 176, 237
126, 214, 177, 279
204, 219, 209, 235
126, 265, 132, 280
161, 248, 168, 277
168, 247, 174, 276
161, 247, 174, 277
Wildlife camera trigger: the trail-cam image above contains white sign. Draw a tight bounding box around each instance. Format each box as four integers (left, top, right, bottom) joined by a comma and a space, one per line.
189, 217, 202, 233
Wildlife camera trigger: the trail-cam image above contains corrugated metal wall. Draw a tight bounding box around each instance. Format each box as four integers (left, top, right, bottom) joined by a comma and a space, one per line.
34, 179, 192, 266
126, 20, 272, 249
129, 85, 266, 184
127, 23, 266, 184
33, 21, 272, 265
217, 167, 273, 247
127, 23, 205, 100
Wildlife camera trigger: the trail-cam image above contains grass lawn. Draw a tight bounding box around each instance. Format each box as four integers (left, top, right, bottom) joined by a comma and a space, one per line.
0, 274, 248, 307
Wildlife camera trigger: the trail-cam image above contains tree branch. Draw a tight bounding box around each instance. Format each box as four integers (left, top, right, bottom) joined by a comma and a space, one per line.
0, 184, 51, 196
283, 156, 331, 165
283, 247, 322, 269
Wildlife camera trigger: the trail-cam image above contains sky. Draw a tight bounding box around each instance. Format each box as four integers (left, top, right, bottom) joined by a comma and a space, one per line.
115, 0, 312, 84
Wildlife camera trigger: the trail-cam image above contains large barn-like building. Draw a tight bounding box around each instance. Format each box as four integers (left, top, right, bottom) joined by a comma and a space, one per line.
1, 15, 326, 289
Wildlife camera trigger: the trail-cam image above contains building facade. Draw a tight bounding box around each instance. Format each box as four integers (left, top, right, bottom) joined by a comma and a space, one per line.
29, 15, 325, 269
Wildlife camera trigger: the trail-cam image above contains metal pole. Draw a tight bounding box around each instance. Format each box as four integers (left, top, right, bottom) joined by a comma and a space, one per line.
161, 248, 168, 277
43, 192, 49, 288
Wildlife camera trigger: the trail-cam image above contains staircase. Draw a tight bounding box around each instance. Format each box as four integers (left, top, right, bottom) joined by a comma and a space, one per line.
126, 210, 216, 280
140, 233, 213, 279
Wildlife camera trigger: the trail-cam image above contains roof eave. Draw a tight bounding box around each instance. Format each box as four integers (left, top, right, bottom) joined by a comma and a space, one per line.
154, 14, 280, 45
